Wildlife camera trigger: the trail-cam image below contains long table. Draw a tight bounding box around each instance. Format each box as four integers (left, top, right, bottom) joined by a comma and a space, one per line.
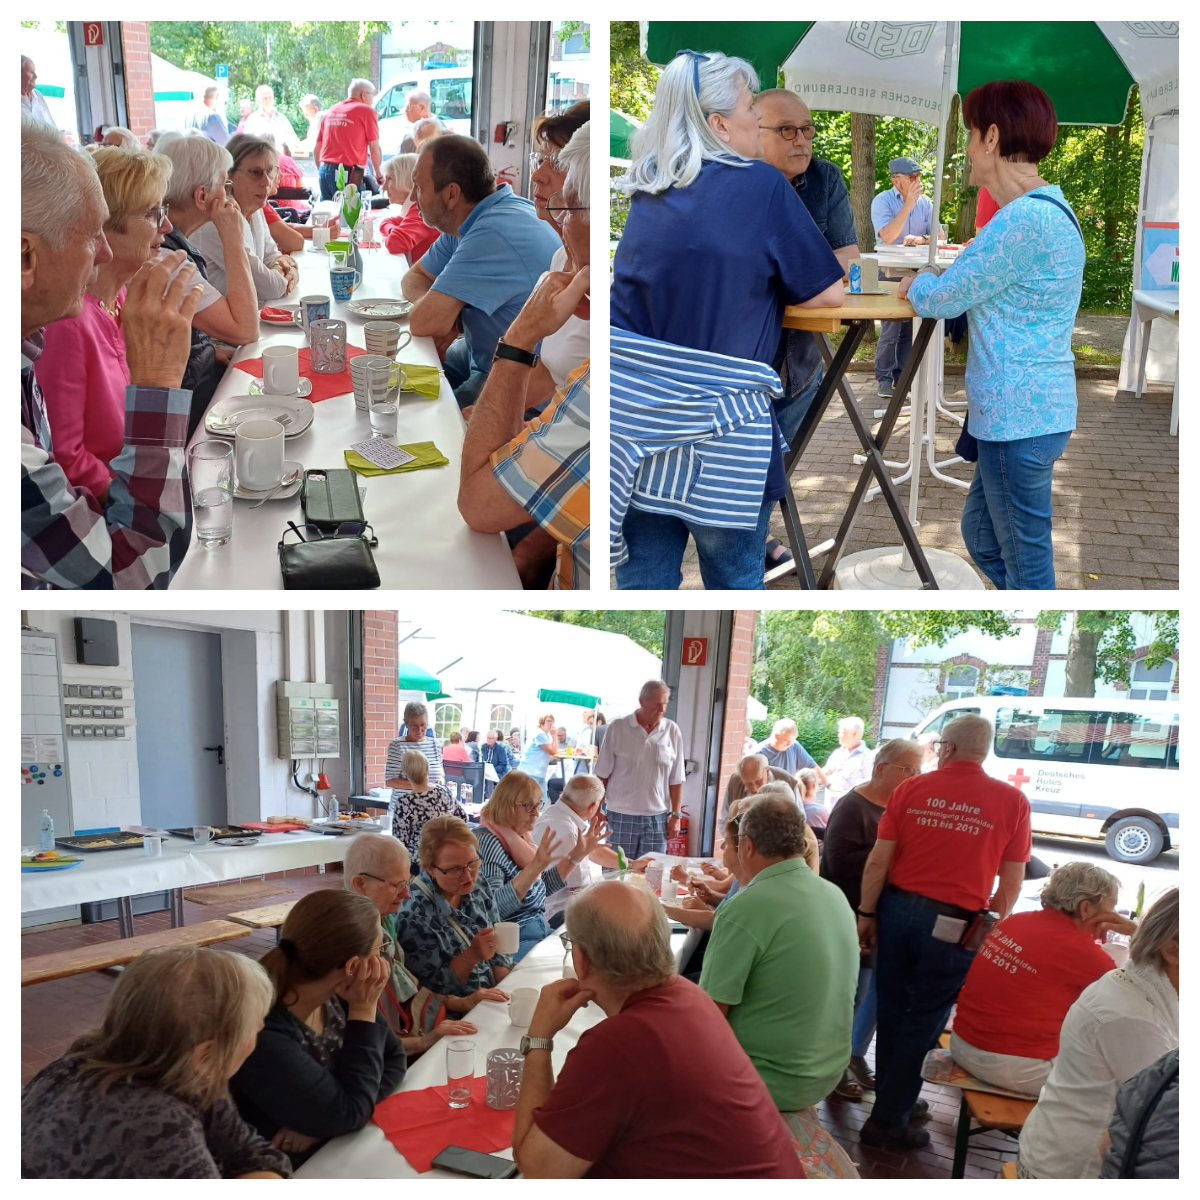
21, 830, 348, 937
171, 235, 520, 589
297, 925, 696, 1178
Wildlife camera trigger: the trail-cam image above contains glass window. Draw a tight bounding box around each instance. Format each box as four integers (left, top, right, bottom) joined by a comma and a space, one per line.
944, 665, 979, 701
376, 86, 401, 120
1095, 713, 1173, 770
433, 703, 462, 742
921, 706, 981, 736
1128, 655, 1174, 701
994, 708, 1097, 763
489, 704, 514, 732
430, 77, 471, 120
548, 22, 589, 114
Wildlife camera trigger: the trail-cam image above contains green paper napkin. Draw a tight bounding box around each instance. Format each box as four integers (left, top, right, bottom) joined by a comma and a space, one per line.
344, 441, 450, 476
395, 361, 441, 399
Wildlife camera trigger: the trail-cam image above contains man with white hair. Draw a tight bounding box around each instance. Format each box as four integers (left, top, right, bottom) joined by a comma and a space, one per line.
534, 775, 650, 887
400, 89, 448, 153
511, 881, 801, 1178
757, 718, 826, 785
458, 121, 591, 589
243, 85, 299, 155
190, 85, 229, 146
823, 717, 875, 798
411, 117, 443, 151
314, 77, 381, 201
296, 93, 324, 157
856, 713, 1032, 1151
21, 56, 56, 130
21, 118, 201, 588
593, 678, 684, 859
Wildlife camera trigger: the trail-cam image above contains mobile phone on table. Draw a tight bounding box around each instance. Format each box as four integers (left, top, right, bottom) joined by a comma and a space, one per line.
431, 1146, 519, 1179
301, 469, 365, 532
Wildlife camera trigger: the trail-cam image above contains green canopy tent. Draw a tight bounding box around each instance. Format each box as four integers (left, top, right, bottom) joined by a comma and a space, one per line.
610, 108, 641, 166
397, 660, 443, 698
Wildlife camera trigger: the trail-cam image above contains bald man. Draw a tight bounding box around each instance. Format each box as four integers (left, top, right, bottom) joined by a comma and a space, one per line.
856, 714, 1032, 1152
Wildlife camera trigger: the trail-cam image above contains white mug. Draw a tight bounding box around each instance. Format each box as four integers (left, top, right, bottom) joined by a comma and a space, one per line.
494, 921, 521, 956
661, 880, 680, 903
143, 835, 162, 858
262, 345, 300, 395
313, 226, 330, 251
234, 419, 285, 492
508, 987, 539, 1027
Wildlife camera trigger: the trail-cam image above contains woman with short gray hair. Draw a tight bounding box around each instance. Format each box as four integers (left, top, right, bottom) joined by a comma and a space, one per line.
1019, 888, 1177, 1177
952, 860, 1137, 1096
384, 701, 445, 797
611, 50, 844, 591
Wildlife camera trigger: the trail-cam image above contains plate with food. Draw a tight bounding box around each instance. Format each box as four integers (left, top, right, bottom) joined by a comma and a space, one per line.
346, 297, 413, 319
22, 849, 83, 871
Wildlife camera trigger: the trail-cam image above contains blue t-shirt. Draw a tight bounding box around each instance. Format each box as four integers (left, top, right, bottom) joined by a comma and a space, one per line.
420, 184, 561, 377
518, 731, 554, 782
757, 739, 817, 775
612, 158, 843, 365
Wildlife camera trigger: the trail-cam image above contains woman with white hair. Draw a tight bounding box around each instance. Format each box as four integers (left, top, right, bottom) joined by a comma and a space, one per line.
611, 50, 844, 591
951, 861, 1135, 1094
101, 125, 140, 150
379, 152, 439, 260
157, 132, 260, 432
1018, 888, 1178, 1178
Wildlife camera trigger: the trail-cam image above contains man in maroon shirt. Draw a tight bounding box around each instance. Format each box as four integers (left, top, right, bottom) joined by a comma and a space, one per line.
512, 881, 802, 1178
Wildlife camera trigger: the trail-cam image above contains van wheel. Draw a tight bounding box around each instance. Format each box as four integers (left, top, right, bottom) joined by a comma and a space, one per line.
1104, 817, 1164, 865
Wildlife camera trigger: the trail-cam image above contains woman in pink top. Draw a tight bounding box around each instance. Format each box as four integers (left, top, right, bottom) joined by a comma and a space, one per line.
441, 732, 471, 762
39, 146, 173, 500
378, 153, 439, 262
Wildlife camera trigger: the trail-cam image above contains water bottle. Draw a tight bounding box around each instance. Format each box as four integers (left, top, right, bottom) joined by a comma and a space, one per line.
39, 809, 55, 852
328, 793, 339, 822
849, 261, 862, 294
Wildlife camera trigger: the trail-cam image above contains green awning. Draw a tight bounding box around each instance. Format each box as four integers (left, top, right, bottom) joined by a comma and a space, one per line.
398, 660, 441, 693
154, 90, 194, 101
537, 687, 600, 708
38, 85, 65, 98
610, 108, 641, 160
645, 21, 812, 91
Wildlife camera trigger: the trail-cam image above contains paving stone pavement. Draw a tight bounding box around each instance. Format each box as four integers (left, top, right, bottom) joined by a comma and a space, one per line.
672, 376, 1177, 591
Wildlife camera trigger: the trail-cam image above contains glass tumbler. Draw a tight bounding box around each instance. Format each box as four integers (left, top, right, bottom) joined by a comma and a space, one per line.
187, 440, 234, 546
366, 361, 405, 438
309, 318, 348, 373
446, 1039, 475, 1109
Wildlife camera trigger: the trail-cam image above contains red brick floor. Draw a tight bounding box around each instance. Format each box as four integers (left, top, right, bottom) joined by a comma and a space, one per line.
21, 865, 1008, 1179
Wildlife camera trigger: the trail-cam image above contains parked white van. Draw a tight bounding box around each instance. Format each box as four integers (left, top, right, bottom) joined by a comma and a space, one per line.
912, 697, 1179, 865
374, 68, 472, 154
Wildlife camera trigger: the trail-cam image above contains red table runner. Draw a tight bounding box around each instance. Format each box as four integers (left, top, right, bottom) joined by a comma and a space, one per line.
372, 1077, 514, 1173
234, 344, 369, 404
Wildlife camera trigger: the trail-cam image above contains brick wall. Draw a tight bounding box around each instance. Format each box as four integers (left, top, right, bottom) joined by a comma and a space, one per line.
716, 611, 758, 804
120, 22, 156, 140
363, 610, 398, 787
1029, 627, 1053, 695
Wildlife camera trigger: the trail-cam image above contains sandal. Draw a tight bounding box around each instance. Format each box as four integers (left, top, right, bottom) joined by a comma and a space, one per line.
765, 537, 794, 570
848, 1055, 876, 1091
830, 1067, 864, 1101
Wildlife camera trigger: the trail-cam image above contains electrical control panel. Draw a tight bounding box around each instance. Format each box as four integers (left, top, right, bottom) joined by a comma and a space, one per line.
276, 681, 340, 759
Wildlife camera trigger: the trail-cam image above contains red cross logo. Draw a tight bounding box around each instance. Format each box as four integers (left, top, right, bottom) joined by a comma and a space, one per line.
1007, 768, 1031, 788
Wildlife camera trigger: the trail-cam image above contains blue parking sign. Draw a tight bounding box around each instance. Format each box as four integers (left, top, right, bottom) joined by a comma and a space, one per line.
215, 64, 228, 79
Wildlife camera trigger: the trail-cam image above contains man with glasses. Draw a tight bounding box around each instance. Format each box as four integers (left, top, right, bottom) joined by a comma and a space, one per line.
403, 134, 561, 408
400, 90, 449, 153
854, 715, 1031, 1151
315, 78, 382, 202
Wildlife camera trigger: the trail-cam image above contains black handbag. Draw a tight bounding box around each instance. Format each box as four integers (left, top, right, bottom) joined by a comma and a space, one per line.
278, 522, 380, 589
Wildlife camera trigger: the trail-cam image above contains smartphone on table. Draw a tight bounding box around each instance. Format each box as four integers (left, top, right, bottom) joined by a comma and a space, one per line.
431, 1145, 518, 1179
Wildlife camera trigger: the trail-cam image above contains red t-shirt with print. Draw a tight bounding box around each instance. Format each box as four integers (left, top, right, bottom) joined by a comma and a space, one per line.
533, 976, 802, 1178
877, 760, 1031, 911
952, 907, 1114, 1058
317, 99, 379, 168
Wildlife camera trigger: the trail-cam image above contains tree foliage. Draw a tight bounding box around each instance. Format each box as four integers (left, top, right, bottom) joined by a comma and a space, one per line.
519, 611, 667, 661
150, 22, 390, 135
1036, 610, 1177, 695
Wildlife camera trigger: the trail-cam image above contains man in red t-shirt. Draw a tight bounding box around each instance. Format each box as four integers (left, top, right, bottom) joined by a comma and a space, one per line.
511, 881, 802, 1179
315, 78, 381, 201
856, 713, 1031, 1151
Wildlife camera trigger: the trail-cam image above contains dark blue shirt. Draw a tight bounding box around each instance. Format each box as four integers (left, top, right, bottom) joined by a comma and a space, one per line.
478, 741, 509, 778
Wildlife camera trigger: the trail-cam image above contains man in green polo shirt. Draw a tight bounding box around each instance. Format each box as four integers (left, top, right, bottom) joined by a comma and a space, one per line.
700, 794, 859, 1110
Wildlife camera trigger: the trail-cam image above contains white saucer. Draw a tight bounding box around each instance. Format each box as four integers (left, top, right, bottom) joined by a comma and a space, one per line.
234, 461, 303, 501
205, 394, 314, 439
347, 297, 413, 318
248, 377, 313, 397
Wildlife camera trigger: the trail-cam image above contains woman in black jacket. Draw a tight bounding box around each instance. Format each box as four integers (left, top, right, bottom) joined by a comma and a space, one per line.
230, 890, 407, 1164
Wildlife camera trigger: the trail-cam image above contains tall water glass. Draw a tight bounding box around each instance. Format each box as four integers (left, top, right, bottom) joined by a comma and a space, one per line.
446, 1039, 475, 1108
366, 361, 404, 438
309, 319, 348, 373
187, 440, 234, 546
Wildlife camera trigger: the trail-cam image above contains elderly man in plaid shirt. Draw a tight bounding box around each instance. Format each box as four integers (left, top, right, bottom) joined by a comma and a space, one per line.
21, 119, 202, 589
458, 122, 590, 590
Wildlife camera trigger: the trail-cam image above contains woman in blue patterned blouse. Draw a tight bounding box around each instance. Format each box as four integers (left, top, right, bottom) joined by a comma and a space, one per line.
395, 815, 517, 998
901, 80, 1085, 590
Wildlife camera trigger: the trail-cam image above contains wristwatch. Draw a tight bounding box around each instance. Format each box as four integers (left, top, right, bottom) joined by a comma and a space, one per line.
855, 909, 876, 919
520, 1035, 553, 1055
493, 337, 540, 369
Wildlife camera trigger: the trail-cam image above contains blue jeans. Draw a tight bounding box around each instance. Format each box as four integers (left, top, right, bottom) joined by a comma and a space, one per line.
443, 338, 487, 408
961, 431, 1071, 590
318, 163, 343, 201
875, 319, 913, 386
616, 496, 772, 591
514, 912, 551, 962
851, 958, 877, 1058
774, 361, 824, 449
871, 887, 977, 1129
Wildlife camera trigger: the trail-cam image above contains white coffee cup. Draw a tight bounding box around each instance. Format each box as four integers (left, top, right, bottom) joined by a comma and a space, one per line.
508, 987, 539, 1027
494, 921, 521, 956
143, 835, 162, 858
661, 880, 679, 903
234, 418, 285, 492
262, 345, 300, 395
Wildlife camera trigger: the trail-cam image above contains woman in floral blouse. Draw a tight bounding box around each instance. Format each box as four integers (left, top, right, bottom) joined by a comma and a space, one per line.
391, 749, 465, 865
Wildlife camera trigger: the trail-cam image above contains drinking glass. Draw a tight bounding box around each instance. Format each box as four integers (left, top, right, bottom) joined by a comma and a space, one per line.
366, 361, 404, 438
309, 319, 348, 373
446, 1039, 475, 1108
187, 441, 234, 547
937, 222, 949, 244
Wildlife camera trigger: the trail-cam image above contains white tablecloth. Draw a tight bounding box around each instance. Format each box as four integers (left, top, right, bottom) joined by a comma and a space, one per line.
20, 830, 347, 914
296, 926, 695, 1178
170, 240, 519, 589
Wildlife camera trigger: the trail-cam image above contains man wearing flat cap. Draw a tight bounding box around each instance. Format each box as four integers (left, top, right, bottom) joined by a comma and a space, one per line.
869, 157, 934, 398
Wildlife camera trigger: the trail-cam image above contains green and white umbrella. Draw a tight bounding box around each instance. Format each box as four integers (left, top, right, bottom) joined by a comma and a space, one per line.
610, 108, 641, 165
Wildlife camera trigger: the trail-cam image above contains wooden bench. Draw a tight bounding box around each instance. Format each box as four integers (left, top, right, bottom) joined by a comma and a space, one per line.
1001, 1161, 1018, 1179
226, 900, 297, 942
952, 1087, 1037, 1178
21, 920, 251, 987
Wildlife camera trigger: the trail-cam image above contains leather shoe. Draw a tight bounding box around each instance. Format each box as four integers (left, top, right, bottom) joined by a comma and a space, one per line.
860, 1117, 931, 1151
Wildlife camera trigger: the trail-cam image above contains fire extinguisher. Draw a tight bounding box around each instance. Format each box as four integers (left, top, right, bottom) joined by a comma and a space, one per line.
666, 807, 689, 856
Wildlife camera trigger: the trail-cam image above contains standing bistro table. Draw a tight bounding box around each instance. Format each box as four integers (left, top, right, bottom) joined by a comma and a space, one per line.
171, 242, 520, 589
21, 830, 348, 938
1131, 289, 1179, 434
296, 924, 694, 1179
